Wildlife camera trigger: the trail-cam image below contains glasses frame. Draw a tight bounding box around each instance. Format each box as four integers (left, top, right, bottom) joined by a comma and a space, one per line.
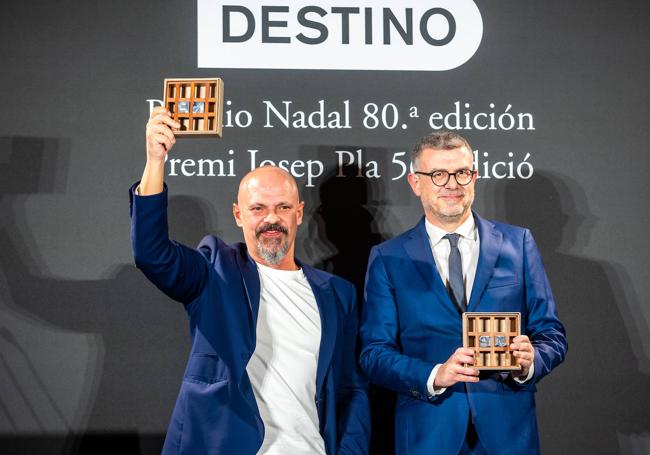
414, 169, 477, 187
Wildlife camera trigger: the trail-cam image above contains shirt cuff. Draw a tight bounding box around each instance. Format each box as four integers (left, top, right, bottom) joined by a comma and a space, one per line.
427, 364, 447, 397
513, 361, 535, 383
134, 185, 167, 197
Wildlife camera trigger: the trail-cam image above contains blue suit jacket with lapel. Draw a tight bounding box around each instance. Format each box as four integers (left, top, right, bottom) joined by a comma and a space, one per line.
359, 213, 567, 455
129, 185, 370, 455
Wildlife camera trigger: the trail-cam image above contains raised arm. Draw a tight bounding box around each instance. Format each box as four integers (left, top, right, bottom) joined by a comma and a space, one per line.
130, 108, 207, 304
140, 106, 179, 195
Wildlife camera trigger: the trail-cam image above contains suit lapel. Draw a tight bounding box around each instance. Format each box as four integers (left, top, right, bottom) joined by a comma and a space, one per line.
235, 244, 261, 331
301, 263, 337, 400
468, 213, 503, 310
403, 218, 460, 315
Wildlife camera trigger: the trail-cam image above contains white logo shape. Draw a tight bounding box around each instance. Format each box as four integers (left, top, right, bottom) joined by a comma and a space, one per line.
198, 1, 483, 71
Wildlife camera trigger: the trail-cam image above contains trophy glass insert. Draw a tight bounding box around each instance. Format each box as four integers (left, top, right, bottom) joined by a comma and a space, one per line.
164, 78, 224, 137
462, 312, 521, 370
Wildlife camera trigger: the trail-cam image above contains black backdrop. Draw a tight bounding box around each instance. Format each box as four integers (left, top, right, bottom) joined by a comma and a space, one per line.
1, 1, 649, 454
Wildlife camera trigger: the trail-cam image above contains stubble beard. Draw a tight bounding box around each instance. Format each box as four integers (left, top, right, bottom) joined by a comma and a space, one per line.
428, 192, 474, 225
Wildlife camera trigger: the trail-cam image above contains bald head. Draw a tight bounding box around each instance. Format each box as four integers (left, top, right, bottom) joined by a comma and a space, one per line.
233, 166, 304, 270
237, 166, 300, 206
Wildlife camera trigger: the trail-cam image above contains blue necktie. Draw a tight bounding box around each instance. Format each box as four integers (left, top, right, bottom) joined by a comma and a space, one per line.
444, 233, 466, 311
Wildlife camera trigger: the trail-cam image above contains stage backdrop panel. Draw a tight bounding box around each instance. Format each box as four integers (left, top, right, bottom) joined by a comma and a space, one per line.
1, 1, 649, 454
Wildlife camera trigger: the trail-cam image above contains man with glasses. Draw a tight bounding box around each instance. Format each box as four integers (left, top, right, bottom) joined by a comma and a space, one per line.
359, 131, 566, 454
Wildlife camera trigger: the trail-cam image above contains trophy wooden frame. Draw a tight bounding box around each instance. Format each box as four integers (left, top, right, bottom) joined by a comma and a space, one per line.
163, 78, 224, 137
462, 312, 521, 371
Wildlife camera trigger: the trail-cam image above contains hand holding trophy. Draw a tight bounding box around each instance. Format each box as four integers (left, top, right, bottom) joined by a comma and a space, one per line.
163, 78, 224, 137
462, 312, 523, 371
140, 78, 224, 196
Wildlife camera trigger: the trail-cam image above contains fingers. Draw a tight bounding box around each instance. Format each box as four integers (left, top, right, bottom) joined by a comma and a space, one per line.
438, 363, 480, 387
435, 348, 480, 388
451, 347, 476, 367
149, 106, 172, 120
150, 123, 176, 144
512, 350, 533, 367
511, 334, 530, 345
146, 108, 181, 158
512, 349, 533, 359
511, 335, 532, 351
510, 336, 534, 354
455, 354, 476, 365
146, 123, 175, 154
455, 347, 476, 357
510, 336, 534, 371
150, 131, 174, 152
454, 365, 480, 381
148, 109, 181, 130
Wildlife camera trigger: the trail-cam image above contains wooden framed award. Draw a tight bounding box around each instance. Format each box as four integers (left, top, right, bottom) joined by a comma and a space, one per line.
163, 78, 224, 137
462, 312, 521, 371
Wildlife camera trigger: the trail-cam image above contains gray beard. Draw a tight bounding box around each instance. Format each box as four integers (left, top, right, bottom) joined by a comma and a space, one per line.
257, 238, 290, 266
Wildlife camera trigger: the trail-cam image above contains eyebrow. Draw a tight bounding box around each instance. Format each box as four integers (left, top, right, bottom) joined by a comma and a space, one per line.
247, 201, 294, 208
428, 167, 472, 172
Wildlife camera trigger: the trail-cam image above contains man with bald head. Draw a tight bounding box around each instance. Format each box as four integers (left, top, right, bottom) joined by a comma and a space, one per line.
233, 167, 303, 270
130, 108, 370, 455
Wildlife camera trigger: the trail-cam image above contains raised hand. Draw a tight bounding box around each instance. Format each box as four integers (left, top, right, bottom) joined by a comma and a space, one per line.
140, 107, 180, 195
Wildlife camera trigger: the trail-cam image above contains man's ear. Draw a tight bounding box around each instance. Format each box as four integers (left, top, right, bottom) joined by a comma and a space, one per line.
296, 201, 305, 226
233, 203, 243, 227
407, 173, 422, 197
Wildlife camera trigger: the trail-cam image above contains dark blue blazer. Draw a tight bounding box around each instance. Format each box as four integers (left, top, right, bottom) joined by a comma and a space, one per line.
359, 214, 567, 455
130, 185, 370, 455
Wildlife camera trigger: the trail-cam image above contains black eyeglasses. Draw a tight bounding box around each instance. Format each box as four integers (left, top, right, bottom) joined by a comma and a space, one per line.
414, 169, 476, 187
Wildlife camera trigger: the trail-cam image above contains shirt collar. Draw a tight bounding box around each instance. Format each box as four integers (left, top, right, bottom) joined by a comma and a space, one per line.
425, 214, 477, 246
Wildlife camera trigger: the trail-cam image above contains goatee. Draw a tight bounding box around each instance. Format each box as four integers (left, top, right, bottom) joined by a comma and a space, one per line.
256, 223, 290, 266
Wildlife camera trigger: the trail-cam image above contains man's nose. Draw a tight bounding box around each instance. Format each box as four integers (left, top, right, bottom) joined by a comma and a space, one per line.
445, 174, 460, 189
264, 210, 280, 223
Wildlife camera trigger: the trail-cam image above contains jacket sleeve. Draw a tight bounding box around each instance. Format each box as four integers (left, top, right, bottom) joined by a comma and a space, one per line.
522, 229, 568, 384
129, 183, 208, 304
359, 247, 435, 402
336, 281, 371, 455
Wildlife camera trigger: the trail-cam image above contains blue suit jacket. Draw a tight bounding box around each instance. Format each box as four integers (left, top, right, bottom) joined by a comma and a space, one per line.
359, 214, 567, 455
130, 186, 370, 455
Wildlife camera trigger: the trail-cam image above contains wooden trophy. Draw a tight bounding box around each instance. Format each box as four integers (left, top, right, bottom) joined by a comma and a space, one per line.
163, 78, 224, 137
462, 312, 521, 370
